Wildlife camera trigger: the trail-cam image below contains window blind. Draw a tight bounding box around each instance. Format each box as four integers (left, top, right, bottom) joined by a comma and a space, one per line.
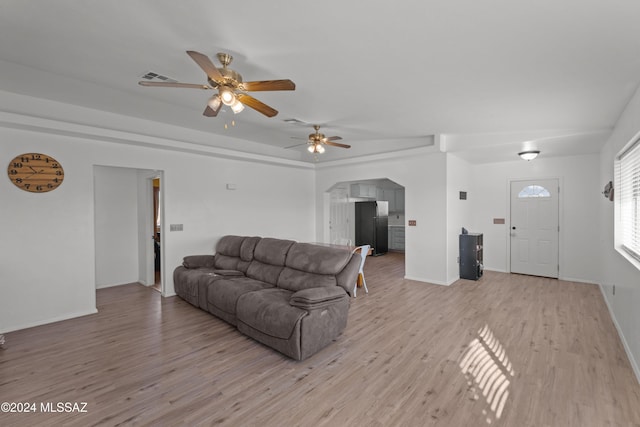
618, 136, 640, 262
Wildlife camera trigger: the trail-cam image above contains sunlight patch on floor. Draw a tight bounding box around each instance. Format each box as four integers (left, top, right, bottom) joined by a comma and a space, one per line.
459, 324, 515, 424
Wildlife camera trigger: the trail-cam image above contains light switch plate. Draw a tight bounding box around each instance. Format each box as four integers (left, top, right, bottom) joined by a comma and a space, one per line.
170, 224, 183, 232
408, 220, 417, 226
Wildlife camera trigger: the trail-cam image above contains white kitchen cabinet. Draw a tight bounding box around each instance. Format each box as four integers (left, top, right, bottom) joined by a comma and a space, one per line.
350, 183, 377, 198
394, 189, 404, 212
380, 188, 404, 213
381, 189, 396, 211
388, 226, 405, 251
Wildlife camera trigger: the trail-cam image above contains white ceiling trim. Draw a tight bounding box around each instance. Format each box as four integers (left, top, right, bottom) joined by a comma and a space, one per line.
0, 111, 314, 169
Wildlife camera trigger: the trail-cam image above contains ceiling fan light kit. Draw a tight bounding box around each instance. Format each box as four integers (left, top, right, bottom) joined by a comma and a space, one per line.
138, 50, 295, 118
308, 143, 325, 154
518, 150, 540, 161
287, 124, 351, 156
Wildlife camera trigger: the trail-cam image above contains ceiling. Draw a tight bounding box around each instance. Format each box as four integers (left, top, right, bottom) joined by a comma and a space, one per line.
1, 1, 639, 164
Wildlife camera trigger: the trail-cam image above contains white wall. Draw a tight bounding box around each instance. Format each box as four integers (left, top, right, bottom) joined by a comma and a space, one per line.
467, 153, 601, 283
315, 148, 449, 285
0, 98, 316, 333
598, 84, 640, 381
446, 154, 472, 283
94, 166, 140, 288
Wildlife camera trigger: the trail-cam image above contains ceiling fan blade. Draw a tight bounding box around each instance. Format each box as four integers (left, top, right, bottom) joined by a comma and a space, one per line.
138, 81, 211, 89
203, 104, 221, 117
284, 142, 309, 149
186, 50, 224, 83
324, 141, 351, 149
325, 136, 343, 141
242, 80, 296, 91
289, 136, 309, 141
236, 93, 278, 117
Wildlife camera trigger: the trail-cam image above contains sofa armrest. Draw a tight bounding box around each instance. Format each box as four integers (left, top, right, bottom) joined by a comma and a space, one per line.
182, 255, 215, 269
290, 287, 348, 310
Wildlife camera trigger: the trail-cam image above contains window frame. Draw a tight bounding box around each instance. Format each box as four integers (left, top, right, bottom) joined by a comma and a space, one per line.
517, 185, 551, 198
615, 132, 640, 269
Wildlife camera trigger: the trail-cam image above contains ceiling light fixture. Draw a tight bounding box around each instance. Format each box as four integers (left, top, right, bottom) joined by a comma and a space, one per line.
219, 86, 236, 105
230, 98, 245, 114
308, 143, 325, 154
207, 94, 221, 110
518, 150, 540, 161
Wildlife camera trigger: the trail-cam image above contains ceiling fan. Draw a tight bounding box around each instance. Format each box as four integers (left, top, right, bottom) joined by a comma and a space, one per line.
287, 125, 351, 154
139, 51, 295, 118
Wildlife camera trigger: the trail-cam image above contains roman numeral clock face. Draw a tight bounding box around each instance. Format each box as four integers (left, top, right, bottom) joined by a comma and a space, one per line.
7, 153, 64, 193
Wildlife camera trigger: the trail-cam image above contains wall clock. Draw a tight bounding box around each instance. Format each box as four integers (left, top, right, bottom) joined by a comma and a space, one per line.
7, 153, 64, 193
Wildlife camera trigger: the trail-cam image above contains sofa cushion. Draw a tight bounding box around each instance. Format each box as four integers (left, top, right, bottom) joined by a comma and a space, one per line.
240, 236, 261, 262
237, 236, 261, 273
246, 261, 285, 286
213, 235, 247, 271
214, 254, 240, 271
285, 243, 352, 275
245, 238, 295, 284
216, 235, 245, 256
173, 265, 216, 307
207, 277, 274, 316
236, 288, 307, 340
254, 237, 295, 266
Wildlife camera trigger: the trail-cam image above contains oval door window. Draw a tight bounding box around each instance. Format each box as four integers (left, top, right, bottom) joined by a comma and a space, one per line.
517, 185, 551, 198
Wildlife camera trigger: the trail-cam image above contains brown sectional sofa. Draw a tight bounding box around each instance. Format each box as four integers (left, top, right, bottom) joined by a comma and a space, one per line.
173, 235, 360, 360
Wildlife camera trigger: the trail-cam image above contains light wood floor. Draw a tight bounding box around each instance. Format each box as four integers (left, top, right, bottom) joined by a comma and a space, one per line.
2, 253, 639, 426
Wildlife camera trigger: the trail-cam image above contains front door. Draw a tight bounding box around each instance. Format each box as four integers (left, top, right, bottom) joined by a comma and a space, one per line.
510, 179, 559, 278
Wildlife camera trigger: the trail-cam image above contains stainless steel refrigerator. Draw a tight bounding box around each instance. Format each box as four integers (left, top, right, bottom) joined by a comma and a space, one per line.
355, 201, 388, 256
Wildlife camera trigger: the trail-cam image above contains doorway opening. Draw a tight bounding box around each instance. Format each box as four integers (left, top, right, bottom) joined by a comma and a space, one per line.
152, 177, 162, 292
325, 177, 405, 254
93, 166, 164, 295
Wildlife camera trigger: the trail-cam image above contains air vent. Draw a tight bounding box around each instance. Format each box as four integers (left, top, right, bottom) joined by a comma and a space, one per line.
283, 118, 307, 126
139, 71, 177, 83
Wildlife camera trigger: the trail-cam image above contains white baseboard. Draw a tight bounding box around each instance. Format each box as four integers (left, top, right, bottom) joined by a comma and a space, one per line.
2, 308, 98, 333
559, 276, 599, 285
403, 275, 451, 286
598, 284, 640, 386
